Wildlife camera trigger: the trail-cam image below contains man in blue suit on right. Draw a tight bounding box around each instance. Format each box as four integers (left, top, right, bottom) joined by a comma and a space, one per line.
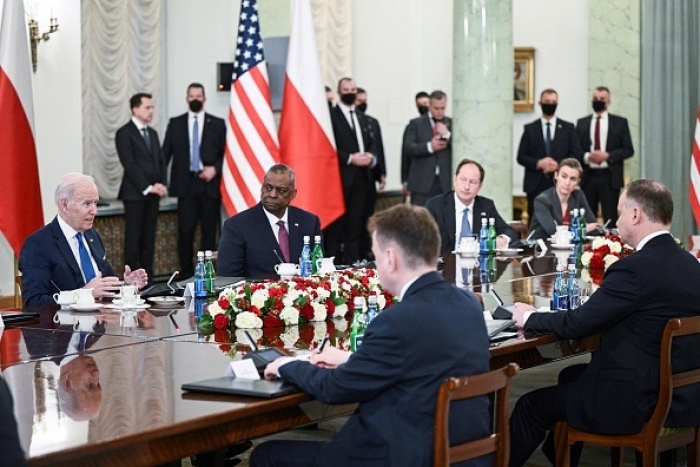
251, 204, 492, 466
509, 179, 700, 467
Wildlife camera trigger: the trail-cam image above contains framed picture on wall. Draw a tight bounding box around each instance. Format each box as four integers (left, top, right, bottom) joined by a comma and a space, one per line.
514, 47, 535, 112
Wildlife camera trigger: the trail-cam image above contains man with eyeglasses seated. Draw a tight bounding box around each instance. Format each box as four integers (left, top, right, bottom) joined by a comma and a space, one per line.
425, 158, 519, 253
217, 164, 322, 278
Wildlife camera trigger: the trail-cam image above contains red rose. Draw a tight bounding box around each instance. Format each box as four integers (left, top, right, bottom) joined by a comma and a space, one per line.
214, 314, 230, 330
300, 303, 314, 321
589, 253, 605, 269
219, 344, 232, 353
218, 296, 230, 310
263, 315, 284, 328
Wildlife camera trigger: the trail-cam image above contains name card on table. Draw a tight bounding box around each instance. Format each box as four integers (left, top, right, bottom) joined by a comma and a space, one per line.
227, 359, 261, 380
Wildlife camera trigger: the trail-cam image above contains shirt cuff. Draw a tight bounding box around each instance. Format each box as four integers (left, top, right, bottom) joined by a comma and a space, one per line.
142, 185, 152, 196
427, 142, 434, 154
583, 152, 591, 164
369, 154, 377, 169
347, 153, 354, 165
523, 311, 534, 325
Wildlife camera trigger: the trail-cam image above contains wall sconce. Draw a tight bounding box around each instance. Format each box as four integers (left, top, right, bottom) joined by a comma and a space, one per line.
24, 0, 59, 73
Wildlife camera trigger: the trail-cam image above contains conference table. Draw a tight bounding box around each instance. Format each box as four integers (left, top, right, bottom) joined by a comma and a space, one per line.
1, 248, 599, 466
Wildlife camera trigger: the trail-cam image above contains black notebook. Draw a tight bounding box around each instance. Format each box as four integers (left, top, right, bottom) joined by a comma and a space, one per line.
182, 377, 300, 398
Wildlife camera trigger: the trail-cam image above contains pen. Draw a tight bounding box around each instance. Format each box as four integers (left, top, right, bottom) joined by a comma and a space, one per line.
318, 335, 330, 352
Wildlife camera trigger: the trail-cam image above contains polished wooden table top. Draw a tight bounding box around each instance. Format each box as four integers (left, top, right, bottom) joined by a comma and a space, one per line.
2, 250, 593, 466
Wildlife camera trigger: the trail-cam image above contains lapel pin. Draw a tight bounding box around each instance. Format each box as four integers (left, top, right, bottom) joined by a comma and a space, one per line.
294, 223, 299, 227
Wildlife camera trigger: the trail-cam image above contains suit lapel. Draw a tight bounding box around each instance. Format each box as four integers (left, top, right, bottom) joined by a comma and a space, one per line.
85, 230, 109, 273
287, 208, 303, 262
254, 205, 285, 262
51, 220, 83, 284
444, 195, 457, 247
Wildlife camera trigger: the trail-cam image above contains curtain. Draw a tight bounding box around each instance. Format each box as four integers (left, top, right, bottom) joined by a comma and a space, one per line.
81, 0, 166, 199
641, 0, 700, 235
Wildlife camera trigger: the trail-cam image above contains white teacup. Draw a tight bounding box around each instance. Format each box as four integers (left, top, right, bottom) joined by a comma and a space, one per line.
121, 284, 138, 304
53, 310, 80, 331
554, 229, 573, 245
53, 290, 76, 308
75, 288, 95, 306
315, 257, 336, 275
275, 263, 300, 277
459, 236, 479, 254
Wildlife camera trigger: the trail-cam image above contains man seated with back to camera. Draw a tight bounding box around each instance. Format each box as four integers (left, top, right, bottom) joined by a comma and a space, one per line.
250, 204, 492, 466
19, 173, 148, 306
217, 164, 321, 278
425, 158, 518, 253
508, 179, 700, 467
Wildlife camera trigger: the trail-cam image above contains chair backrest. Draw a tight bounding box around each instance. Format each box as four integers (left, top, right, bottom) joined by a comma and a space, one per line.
434, 363, 519, 467
643, 316, 700, 442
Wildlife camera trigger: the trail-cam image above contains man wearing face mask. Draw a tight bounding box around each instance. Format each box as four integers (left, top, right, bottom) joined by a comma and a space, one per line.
162, 83, 226, 278
324, 77, 378, 264
576, 87, 634, 228
517, 88, 582, 220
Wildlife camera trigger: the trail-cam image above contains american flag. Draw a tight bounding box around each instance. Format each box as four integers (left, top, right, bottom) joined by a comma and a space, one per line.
220, 0, 280, 216
690, 107, 700, 228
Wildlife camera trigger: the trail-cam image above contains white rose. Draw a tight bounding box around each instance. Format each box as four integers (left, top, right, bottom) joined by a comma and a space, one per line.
251, 289, 268, 309
235, 312, 263, 329
333, 303, 348, 318
311, 302, 327, 321
580, 267, 591, 282
581, 251, 593, 267
591, 237, 606, 249
207, 302, 225, 316
608, 241, 622, 254
603, 254, 619, 269
283, 289, 302, 307
316, 288, 330, 300
280, 307, 300, 325
280, 327, 299, 347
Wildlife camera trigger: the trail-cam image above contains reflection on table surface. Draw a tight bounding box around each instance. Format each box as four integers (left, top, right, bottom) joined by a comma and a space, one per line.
4, 339, 352, 464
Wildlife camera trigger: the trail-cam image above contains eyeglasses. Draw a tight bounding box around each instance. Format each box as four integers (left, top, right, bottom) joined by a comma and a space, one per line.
456, 177, 480, 186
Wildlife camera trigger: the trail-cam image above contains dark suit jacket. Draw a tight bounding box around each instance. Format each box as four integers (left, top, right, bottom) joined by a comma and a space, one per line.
402, 114, 452, 193
162, 112, 226, 198
216, 203, 321, 278
19, 218, 115, 306
116, 121, 167, 200
517, 118, 582, 195
279, 272, 492, 466
527, 187, 596, 240
361, 112, 386, 183
425, 192, 519, 252
575, 113, 634, 189
525, 234, 700, 434
330, 105, 377, 189
0, 377, 26, 466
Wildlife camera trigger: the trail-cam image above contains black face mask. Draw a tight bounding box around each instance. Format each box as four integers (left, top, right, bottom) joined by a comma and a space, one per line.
356, 103, 367, 113
340, 93, 357, 106
541, 103, 557, 117
417, 105, 429, 115
592, 100, 607, 113
189, 99, 204, 113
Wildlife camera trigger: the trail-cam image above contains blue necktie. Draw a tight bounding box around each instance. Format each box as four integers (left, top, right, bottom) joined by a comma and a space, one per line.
460, 208, 471, 239
76, 233, 96, 283
78, 331, 88, 352
191, 116, 200, 172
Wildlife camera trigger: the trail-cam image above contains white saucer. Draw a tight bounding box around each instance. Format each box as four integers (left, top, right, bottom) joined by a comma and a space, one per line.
550, 243, 575, 249
497, 248, 524, 256
147, 296, 185, 308
452, 249, 479, 256
105, 303, 151, 310
70, 303, 103, 312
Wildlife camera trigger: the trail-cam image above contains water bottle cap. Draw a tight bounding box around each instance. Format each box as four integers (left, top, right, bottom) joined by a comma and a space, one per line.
204, 250, 212, 257
303, 235, 310, 242
197, 251, 204, 258
314, 235, 321, 242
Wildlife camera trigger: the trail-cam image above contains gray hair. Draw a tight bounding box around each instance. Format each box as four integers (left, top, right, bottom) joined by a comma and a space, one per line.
54, 173, 96, 206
